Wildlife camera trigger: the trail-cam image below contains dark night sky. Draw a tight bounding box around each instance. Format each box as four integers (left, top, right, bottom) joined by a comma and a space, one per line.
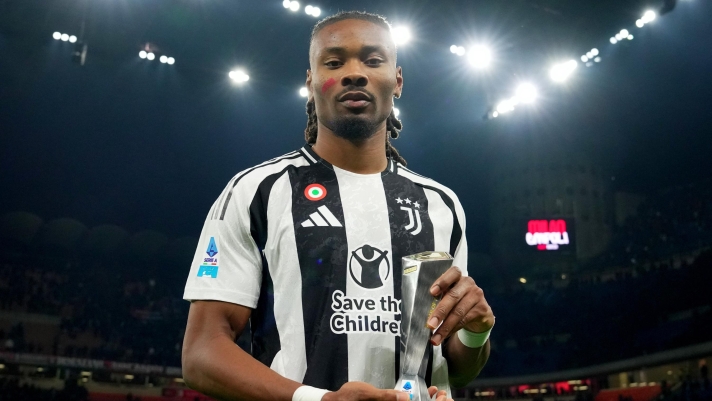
1, 0, 711, 254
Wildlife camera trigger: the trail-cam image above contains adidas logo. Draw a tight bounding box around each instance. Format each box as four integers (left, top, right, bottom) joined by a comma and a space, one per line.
301, 205, 342, 228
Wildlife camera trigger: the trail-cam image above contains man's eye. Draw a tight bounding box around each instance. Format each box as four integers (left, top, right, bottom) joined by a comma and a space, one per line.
365, 59, 384, 66
325, 60, 342, 67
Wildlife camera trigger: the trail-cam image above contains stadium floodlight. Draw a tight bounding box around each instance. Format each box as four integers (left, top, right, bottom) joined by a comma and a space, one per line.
549, 59, 577, 83
492, 111, 499, 118
283, 0, 291, 8
519, 277, 527, 284
391, 26, 411, 45
467, 45, 492, 69
496, 99, 515, 114
139, 50, 147, 59
146, 52, 155, 60
289, 1, 300, 12
61, 33, 69, 41
160, 55, 167, 63
610, 37, 618, 44
393, 107, 400, 117
299, 87, 309, 97
167, 57, 175, 65
591, 48, 599, 56
594, 57, 601, 63
636, 19, 644, 28
581, 55, 588, 62
515, 83, 537, 104
53, 32, 62, 40
450, 45, 467, 56
69, 35, 77, 43
628, 34, 634, 40
304, 5, 320, 16
620, 29, 629, 37
229, 69, 250, 83
641, 10, 656, 23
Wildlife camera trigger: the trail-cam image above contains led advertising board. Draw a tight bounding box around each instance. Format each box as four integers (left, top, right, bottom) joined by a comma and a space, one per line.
525, 219, 575, 252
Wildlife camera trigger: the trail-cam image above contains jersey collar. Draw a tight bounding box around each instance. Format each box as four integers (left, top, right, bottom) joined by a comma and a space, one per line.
300, 144, 396, 176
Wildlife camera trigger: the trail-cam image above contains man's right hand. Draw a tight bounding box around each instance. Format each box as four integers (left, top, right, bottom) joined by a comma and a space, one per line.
322, 382, 452, 401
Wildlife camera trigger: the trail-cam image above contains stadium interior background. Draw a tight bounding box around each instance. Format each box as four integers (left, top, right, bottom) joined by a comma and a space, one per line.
1, 0, 711, 400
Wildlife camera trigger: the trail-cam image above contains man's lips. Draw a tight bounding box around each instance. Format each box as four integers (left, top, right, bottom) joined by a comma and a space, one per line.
338, 91, 372, 109
340, 99, 370, 108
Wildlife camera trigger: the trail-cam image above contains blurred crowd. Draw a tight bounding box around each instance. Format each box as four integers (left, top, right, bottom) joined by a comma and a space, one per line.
0, 377, 88, 401
484, 249, 712, 377
667, 363, 712, 401
0, 260, 187, 367
592, 180, 712, 268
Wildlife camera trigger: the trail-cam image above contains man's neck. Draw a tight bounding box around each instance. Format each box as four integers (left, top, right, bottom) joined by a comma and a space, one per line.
311, 122, 389, 175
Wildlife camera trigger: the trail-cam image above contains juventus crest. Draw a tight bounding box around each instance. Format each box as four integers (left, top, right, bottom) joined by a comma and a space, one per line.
396, 197, 422, 235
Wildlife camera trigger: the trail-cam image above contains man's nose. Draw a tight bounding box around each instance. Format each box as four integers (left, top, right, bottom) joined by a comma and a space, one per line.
340, 62, 368, 87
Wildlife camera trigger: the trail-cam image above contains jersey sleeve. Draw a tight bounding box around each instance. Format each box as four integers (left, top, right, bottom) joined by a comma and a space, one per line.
450, 192, 468, 277
183, 178, 263, 308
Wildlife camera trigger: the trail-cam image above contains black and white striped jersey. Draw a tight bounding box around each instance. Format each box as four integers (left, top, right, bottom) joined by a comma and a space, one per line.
183, 145, 468, 394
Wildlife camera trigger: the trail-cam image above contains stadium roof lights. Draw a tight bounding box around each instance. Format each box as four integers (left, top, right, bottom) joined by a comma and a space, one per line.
52, 0, 674, 122
484, 3, 677, 120
549, 60, 578, 83
450, 44, 493, 69
514, 83, 537, 104
53, 32, 77, 43
304, 5, 321, 17
581, 48, 598, 63
641, 10, 657, 24
391, 26, 412, 46
496, 99, 515, 114
229, 69, 250, 84
159, 55, 176, 65
467, 45, 493, 69
283, 0, 300, 12
488, 83, 537, 119
449, 45, 466, 57
139, 51, 175, 65
284, 1, 322, 17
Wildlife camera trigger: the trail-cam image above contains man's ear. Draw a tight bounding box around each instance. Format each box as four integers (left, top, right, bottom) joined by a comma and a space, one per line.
306, 69, 314, 102
394, 66, 403, 99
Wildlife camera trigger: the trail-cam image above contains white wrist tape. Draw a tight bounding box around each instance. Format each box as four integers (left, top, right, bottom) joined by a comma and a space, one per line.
457, 325, 493, 348
292, 385, 330, 401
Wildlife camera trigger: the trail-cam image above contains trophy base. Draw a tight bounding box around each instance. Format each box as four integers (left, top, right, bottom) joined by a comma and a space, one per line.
395, 375, 431, 401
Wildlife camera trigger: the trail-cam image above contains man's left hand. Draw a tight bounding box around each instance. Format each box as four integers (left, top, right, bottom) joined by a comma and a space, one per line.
426, 266, 495, 346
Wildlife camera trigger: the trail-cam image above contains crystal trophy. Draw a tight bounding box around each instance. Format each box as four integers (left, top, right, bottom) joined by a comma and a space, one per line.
395, 251, 453, 400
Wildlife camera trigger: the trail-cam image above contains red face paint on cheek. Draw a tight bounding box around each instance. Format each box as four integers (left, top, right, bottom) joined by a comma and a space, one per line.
321, 78, 337, 94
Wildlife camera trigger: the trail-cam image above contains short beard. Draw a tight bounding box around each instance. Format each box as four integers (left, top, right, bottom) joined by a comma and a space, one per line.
328, 115, 379, 144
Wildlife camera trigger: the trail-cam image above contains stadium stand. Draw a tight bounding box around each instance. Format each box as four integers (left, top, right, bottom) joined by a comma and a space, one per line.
0, 179, 710, 400
587, 179, 712, 269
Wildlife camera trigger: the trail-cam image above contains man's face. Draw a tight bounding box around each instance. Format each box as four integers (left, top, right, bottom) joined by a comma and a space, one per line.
307, 19, 403, 142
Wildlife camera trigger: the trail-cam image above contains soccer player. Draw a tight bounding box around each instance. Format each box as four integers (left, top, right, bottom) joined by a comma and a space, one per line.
182, 11, 495, 401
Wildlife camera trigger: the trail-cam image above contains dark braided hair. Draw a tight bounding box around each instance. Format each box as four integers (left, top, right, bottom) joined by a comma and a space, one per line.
305, 11, 406, 166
